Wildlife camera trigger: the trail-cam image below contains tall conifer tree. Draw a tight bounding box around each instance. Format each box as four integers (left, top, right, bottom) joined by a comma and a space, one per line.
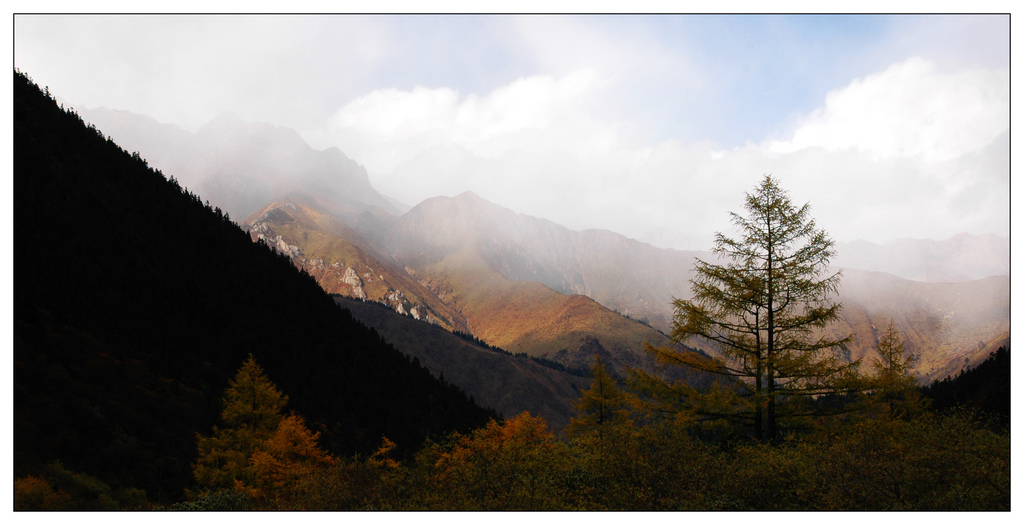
568, 356, 634, 440
870, 321, 922, 419
193, 355, 332, 505
635, 175, 857, 442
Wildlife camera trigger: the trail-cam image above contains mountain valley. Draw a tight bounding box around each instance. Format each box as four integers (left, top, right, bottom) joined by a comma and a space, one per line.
81, 106, 1010, 388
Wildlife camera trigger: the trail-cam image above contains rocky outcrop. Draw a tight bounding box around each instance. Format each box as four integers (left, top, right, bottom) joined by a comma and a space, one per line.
341, 266, 366, 299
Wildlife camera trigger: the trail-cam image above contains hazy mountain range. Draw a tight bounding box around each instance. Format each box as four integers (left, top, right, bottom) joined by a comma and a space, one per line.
76, 107, 406, 222
77, 107, 1010, 386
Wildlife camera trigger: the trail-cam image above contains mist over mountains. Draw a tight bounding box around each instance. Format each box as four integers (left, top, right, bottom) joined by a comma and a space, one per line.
77, 107, 406, 222
76, 106, 1009, 384
77, 106, 1009, 281
834, 234, 1009, 283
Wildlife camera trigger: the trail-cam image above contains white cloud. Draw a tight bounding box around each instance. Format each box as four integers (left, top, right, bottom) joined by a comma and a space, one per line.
766, 57, 1009, 162
305, 54, 1008, 251
328, 69, 600, 147
13, 15, 1009, 251
313, 69, 632, 198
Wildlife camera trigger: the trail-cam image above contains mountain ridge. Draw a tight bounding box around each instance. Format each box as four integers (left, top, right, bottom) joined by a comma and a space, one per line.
80, 106, 1008, 285
76, 106, 401, 222
834, 233, 1008, 282
77, 105, 1009, 387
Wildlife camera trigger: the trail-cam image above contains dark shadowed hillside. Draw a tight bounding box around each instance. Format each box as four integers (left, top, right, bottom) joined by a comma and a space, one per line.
13, 71, 496, 505
921, 346, 1010, 427
334, 296, 593, 429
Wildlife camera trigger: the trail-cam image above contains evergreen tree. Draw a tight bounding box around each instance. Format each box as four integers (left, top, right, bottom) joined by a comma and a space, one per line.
869, 321, 923, 419
635, 175, 857, 442
568, 356, 634, 440
220, 355, 289, 432
193, 355, 332, 506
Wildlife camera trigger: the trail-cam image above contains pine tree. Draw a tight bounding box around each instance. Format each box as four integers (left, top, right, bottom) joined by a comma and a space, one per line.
636, 175, 857, 443
193, 355, 332, 506
870, 321, 922, 419
568, 356, 634, 440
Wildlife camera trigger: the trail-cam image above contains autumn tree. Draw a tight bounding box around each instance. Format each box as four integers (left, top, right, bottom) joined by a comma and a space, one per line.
193, 355, 333, 508
869, 321, 923, 419
428, 413, 568, 510
567, 356, 635, 440
637, 175, 857, 443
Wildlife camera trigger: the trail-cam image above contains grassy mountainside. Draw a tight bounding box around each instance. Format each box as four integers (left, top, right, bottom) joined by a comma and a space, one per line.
392, 238, 682, 375
381, 191, 1008, 382
335, 296, 593, 429
245, 193, 687, 376
385, 191, 703, 334
77, 108, 1008, 388
13, 70, 496, 505
380, 192, 699, 375
244, 196, 472, 332
832, 270, 1010, 382
438, 259, 677, 374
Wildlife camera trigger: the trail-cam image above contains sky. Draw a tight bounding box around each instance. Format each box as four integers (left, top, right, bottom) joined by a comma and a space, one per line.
12, 12, 1011, 250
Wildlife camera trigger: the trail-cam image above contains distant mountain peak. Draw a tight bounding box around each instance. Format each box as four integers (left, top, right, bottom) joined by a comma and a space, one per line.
77, 106, 402, 221
834, 233, 1008, 282
198, 110, 244, 131
454, 190, 484, 201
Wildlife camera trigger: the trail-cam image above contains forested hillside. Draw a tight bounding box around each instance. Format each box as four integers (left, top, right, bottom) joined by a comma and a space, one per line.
921, 346, 1010, 427
13, 70, 497, 506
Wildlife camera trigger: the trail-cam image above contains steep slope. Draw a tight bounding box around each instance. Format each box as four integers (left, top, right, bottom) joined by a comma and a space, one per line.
76, 106, 404, 223
382, 192, 688, 375
243, 192, 689, 376
921, 346, 1010, 427
383, 192, 1008, 383
13, 71, 496, 505
244, 196, 471, 332
334, 296, 592, 430
386, 191, 702, 333
77, 106, 1007, 390
831, 270, 1010, 382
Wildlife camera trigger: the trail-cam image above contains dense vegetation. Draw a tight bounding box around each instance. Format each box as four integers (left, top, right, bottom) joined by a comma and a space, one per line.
14, 70, 497, 507
13, 70, 1009, 511
21, 350, 1005, 511
920, 346, 1010, 428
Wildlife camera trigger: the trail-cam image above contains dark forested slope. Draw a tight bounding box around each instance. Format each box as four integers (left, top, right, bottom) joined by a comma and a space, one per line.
920, 346, 1010, 427
13, 71, 496, 504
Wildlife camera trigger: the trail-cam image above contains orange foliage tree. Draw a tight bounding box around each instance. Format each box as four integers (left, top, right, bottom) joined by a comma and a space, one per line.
192, 355, 333, 508
427, 413, 568, 510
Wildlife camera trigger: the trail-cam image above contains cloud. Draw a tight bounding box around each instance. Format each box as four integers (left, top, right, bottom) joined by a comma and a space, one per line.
328, 69, 601, 146
14, 15, 394, 132
766, 57, 1009, 162
18, 16, 1005, 250
312, 69, 629, 197
308, 54, 1008, 251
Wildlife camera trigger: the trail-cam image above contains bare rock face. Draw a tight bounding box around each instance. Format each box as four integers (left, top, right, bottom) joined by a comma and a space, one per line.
341, 266, 366, 299
273, 237, 302, 258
